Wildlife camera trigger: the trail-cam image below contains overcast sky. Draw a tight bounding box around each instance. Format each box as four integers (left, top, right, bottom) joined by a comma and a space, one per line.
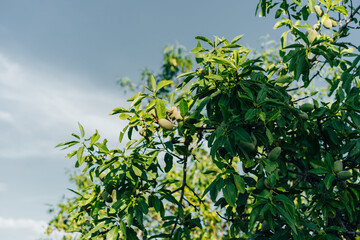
0, 1, 298, 239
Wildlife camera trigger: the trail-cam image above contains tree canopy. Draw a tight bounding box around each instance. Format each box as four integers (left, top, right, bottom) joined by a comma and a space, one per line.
47, 0, 360, 239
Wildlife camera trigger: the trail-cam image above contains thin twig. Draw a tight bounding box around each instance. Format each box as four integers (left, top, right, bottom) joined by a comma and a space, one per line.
158, 135, 183, 161
216, 211, 231, 221
293, 95, 311, 103
338, 5, 360, 35
183, 198, 199, 211
186, 184, 204, 204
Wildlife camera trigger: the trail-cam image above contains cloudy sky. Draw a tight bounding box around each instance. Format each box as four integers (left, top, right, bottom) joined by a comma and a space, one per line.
0, 1, 295, 239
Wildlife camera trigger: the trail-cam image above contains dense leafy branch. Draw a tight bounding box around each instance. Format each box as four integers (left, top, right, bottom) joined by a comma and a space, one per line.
46, 1, 360, 239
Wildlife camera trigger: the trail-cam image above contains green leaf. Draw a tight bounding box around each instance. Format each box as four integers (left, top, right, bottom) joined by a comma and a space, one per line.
230, 35, 244, 44
151, 196, 161, 212
179, 99, 189, 117
156, 80, 173, 92
334, 6, 348, 16
149, 234, 171, 239
202, 175, 220, 199
195, 36, 213, 46
83, 222, 106, 238
233, 175, 245, 194
295, 51, 306, 81
274, 195, 294, 210
245, 108, 259, 121
205, 74, 223, 81
95, 142, 109, 153
90, 131, 100, 146
150, 75, 157, 92
175, 145, 190, 156
78, 122, 85, 138
156, 99, 166, 119
110, 107, 130, 115
137, 197, 149, 214
233, 128, 252, 143
309, 167, 329, 175
119, 125, 128, 143
65, 150, 77, 159
266, 128, 274, 145
284, 43, 304, 49
176, 71, 195, 79
130, 95, 147, 109
71, 133, 80, 139
164, 153, 173, 173
106, 226, 119, 240
275, 75, 293, 84
132, 165, 142, 177
119, 221, 127, 238
223, 180, 236, 207
308, 0, 315, 12
280, 31, 289, 49
274, 19, 292, 29
119, 113, 131, 120
249, 206, 261, 229
275, 203, 298, 234
324, 174, 335, 190
76, 146, 84, 164
212, 57, 235, 69
56, 140, 79, 149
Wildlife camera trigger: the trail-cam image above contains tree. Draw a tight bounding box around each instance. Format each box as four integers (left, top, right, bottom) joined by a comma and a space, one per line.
47, 0, 360, 239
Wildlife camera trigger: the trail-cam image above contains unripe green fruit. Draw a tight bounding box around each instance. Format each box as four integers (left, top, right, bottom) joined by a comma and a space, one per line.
300, 103, 314, 112
268, 147, 281, 161
299, 112, 309, 120
330, 18, 338, 27
315, 5, 323, 17
158, 119, 174, 130
239, 141, 256, 152
101, 191, 111, 202
264, 178, 272, 189
306, 29, 318, 44
323, 19, 332, 29
256, 178, 265, 189
337, 170, 352, 180
334, 161, 343, 173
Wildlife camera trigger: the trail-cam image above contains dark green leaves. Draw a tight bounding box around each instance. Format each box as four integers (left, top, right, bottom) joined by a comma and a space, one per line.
164, 153, 173, 173
50, 4, 360, 239
223, 179, 237, 207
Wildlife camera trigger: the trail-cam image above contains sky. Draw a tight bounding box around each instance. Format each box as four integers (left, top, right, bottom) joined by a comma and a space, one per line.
0, 1, 296, 239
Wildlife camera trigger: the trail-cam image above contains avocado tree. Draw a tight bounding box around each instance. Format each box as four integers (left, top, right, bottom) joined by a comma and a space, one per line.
47, 0, 360, 239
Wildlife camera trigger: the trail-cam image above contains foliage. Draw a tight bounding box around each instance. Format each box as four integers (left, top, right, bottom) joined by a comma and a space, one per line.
48, 0, 360, 239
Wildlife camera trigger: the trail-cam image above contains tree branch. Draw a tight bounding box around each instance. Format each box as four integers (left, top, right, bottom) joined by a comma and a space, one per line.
338, 5, 360, 35
169, 155, 188, 238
